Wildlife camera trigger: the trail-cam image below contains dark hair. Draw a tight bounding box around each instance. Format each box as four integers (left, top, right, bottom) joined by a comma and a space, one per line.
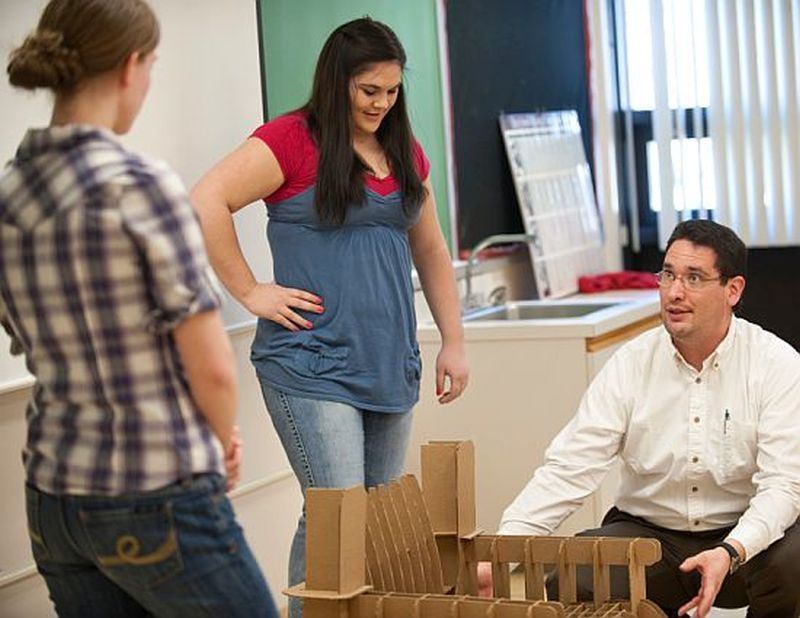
7, 0, 159, 93
300, 17, 426, 225
666, 219, 747, 279
666, 219, 747, 308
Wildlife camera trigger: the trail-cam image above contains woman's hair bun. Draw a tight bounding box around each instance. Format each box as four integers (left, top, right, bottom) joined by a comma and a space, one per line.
7, 29, 84, 91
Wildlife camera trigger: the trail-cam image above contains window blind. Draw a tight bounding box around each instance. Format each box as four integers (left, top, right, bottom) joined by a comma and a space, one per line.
617, 0, 800, 248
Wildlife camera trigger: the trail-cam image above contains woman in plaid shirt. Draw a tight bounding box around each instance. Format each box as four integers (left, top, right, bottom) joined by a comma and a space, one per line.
1, 1, 277, 615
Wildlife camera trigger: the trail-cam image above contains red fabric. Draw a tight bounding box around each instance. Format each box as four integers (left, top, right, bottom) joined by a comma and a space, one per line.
250, 112, 430, 204
578, 271, 659, 293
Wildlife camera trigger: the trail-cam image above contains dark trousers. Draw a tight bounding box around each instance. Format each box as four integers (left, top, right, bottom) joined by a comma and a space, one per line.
546, 508, 800, 618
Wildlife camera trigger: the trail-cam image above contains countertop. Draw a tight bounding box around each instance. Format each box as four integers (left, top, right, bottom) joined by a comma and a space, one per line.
417, 289, 661, 343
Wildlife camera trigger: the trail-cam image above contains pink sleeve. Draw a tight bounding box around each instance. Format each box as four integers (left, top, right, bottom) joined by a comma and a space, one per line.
250, 113, 306, 182
412, 139, 431, 182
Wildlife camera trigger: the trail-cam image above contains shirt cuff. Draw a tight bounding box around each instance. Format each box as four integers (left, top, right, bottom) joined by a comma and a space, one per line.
726, 521, 766, 562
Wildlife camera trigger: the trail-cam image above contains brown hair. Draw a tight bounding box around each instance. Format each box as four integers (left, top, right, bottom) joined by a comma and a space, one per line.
7, 0, 159, 93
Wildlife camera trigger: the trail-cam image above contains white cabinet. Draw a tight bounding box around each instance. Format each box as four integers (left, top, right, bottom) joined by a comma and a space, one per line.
407, 292, 660, 536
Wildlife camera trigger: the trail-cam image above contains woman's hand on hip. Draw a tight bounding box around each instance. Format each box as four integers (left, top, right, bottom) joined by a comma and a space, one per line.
436, 342, 469, 404
242, 282, 323, 331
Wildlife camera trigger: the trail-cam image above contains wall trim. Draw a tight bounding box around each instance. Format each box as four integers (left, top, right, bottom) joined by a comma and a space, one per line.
0, 565, 37, 589
229, 468, 294, 500
0, 375, 34, 397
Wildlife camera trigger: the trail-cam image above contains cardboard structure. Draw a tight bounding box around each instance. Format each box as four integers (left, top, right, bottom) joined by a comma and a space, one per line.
287, 441, 666, 618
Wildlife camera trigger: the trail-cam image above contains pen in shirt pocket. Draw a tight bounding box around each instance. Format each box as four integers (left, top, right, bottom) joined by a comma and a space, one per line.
724, 409, 730, 435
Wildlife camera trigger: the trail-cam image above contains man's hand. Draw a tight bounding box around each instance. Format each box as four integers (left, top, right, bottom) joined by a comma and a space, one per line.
677, 547, 731, 617
477, 562, 494, 597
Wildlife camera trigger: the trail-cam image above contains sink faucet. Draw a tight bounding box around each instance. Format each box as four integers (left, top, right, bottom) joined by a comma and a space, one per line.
463, 233, 536, 310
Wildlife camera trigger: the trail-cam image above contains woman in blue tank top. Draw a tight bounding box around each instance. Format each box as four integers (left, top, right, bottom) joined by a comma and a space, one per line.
192, 17, 468, 617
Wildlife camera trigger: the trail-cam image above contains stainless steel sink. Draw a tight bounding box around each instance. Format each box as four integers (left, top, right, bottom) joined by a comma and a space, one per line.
463, 300, 623, 322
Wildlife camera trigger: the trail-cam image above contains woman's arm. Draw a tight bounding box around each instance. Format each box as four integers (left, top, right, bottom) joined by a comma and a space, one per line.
173, 309, 242, 491
191, 138, 322, 330
173, 309, 238, 451
409, 178, 468, 403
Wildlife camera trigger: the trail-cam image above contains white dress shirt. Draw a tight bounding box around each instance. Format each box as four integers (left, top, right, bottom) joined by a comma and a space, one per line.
500, 317, 800, 561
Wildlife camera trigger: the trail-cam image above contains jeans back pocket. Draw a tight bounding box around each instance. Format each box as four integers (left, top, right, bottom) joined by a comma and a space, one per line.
79, 501, 183, 590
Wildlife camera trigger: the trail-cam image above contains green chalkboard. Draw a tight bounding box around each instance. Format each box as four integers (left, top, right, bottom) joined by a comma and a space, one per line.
256, 0, 451, 246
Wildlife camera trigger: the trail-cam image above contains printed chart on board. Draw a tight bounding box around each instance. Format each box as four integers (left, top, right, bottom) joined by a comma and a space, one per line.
499, 111, 605, 298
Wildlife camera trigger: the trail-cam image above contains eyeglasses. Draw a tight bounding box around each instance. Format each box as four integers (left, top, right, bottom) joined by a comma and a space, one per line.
655, 270, 724, 290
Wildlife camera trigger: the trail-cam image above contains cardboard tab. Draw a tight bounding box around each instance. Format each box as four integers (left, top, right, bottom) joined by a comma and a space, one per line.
306, 485, 367, 595
421, 441, 476, 536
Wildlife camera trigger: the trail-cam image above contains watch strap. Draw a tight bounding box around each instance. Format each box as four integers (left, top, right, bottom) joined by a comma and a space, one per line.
714, 541, 742, 574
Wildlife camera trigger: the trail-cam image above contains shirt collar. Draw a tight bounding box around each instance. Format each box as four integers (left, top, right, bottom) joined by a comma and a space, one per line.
666, 315, 739, 374
16, 124, 119, 161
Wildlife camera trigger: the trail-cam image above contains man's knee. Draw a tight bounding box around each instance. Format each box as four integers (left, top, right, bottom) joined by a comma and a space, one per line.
750, 552, 800, 588
745, 528, 800, 614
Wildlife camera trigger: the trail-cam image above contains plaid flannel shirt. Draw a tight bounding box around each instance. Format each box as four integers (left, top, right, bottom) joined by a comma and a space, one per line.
0, 125, 224, 495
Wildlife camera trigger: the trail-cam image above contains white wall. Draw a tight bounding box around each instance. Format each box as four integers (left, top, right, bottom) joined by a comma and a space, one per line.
0, 0, 51, 391
0, 1, 299, 615
0, 0, 273, 384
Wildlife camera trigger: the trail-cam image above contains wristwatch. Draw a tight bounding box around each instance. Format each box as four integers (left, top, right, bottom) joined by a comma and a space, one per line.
714, 541, 743, 575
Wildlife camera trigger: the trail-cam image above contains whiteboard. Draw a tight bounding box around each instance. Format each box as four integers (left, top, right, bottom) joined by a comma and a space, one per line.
0, 0, 270, 389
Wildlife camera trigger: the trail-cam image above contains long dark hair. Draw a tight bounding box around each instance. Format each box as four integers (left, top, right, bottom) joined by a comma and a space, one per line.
300, 17, 426, 225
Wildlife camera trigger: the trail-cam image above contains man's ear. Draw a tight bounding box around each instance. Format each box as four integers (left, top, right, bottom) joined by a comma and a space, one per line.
119, 51, 142, 87
726, 275, 745, 308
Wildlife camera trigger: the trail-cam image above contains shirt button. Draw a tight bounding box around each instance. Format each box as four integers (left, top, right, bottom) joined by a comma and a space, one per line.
695, 377, 701, 384
694, 520, 700, 526
691, 486, 698, 492
692, 456, 699, 463
694, 417, 700, 423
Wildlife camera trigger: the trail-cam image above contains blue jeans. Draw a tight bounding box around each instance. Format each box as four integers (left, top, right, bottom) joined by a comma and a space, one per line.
259, 382, 413, 618
26, 474, 278, 618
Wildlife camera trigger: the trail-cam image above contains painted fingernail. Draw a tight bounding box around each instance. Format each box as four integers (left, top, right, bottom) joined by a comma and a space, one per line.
305, 322, 313, 329
316, 306, 324, 313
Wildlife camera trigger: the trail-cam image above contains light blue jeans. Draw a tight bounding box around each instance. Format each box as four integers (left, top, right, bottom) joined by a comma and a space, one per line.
259, 381, 413, 618
26, 474, 278, 617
